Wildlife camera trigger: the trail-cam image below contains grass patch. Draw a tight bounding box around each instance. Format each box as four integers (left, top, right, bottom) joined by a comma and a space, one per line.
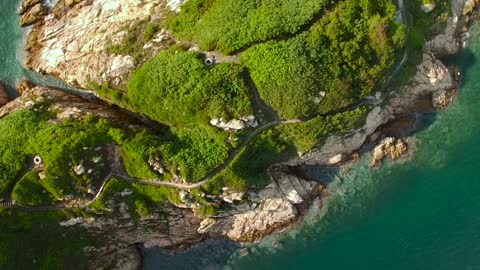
205, 129, 292, 193
279, 106, 370, 153
168, 0, 333, 54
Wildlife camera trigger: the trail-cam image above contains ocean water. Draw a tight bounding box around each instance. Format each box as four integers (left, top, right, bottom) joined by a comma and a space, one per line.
0, 0, 25, 97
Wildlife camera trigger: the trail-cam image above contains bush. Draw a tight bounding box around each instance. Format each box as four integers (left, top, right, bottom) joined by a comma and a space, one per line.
241, 0, 404, 119
0, 110, 49, 196
12, 172, 55, 206
196, 205, 217, 217
127, 48, 252, 127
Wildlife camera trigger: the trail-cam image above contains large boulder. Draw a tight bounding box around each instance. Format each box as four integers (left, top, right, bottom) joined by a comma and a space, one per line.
370, 137, 409, 168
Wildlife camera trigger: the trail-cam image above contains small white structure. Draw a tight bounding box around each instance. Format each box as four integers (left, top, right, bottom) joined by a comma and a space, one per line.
33, 156, 43, 166
204, 57, 215, 66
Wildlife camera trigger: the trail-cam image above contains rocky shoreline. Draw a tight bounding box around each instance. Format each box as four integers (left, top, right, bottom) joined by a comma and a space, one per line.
2, 0, 478, 268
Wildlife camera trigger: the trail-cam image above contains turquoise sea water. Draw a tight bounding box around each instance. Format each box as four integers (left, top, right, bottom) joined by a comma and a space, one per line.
0, 0, 25, 97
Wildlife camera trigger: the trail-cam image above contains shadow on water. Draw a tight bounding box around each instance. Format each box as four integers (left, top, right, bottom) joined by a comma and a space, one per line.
444, 48, 476, 83
295, 165, 340, 185
143, 239, 241, 270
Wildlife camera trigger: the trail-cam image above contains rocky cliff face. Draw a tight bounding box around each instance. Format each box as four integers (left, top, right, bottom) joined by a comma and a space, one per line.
198, 170, 320, 242
24, 0, 173, 89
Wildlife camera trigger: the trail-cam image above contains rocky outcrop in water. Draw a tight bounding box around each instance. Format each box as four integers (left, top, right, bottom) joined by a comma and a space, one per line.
198, 171, 319, 242
370, 137, 409, 168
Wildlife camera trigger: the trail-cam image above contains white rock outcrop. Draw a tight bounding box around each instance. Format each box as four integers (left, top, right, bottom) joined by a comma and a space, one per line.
27, 0, 166, 88
210, 116, 258, 131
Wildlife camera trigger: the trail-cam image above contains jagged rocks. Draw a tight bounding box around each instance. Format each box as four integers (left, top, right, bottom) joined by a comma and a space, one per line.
433, 89, 458, 110
24, 0, 164, 88
370, 137, 409, 168
20, 2, 46, 27
210, 116, 258, 131
198, 197, 297, 242
425, 34, 459, 57
198, 172, 318, 241
0, 83, 10, 108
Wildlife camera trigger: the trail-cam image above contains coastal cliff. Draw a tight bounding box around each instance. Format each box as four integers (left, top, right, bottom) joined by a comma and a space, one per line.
4, 0, 478, 268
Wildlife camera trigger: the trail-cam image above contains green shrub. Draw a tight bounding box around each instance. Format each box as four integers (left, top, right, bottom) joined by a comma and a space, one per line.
0, 110, 49, 196
241, 0, 404, 119
12, 171, 55, 206
127, 48, 252, 127
196, 205, 217, 217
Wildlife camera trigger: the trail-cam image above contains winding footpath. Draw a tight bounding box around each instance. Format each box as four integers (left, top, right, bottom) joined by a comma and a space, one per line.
0, 119, 300, 211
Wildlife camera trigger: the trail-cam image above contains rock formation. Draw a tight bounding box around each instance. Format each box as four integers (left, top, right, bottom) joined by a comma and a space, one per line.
19, 0, 46, 27
198, 171, 318, 242
370, 137, 409, 168
0, 83, 10, 108
24, 0, 174, 89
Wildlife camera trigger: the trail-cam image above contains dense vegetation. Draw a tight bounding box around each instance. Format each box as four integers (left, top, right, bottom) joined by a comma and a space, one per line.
279, 106, 370, 153
241, 0, 406, 119
205, 129, 292, 193
90, 178, 180, 218
168, 0, 332, 54
0, 210, 92, 269
127, 48, 252, 126
12, 172, 54, 206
